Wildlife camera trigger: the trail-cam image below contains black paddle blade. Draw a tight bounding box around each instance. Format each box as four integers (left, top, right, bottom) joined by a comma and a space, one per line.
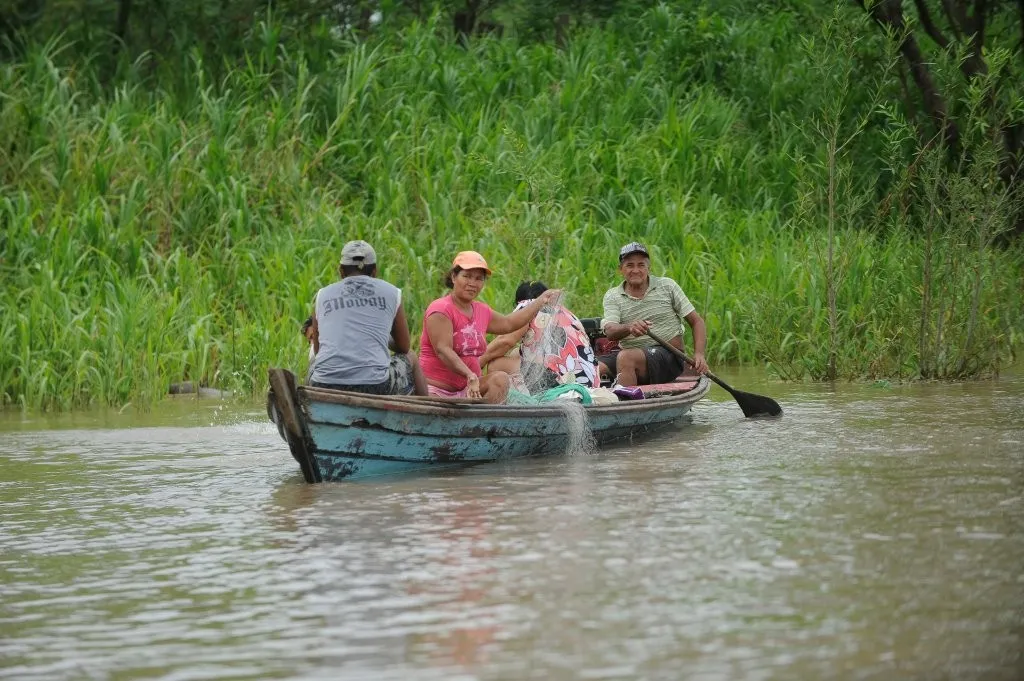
730, 387, 783, 418
705, 373, 783, 418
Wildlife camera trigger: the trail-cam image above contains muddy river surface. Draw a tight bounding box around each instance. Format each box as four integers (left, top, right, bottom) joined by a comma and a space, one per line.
2, 370, 1022, 680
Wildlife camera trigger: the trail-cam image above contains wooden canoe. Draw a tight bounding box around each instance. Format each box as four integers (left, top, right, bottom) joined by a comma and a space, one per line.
267, 368, 710, 483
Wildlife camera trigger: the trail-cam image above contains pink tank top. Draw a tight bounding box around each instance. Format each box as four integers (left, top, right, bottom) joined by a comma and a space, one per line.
420, 296, 494, 390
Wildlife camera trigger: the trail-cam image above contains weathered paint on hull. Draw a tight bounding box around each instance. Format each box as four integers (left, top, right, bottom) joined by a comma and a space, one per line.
267, 369, 710, 483
312, 454, 479, 481
305, 401, 690, 454
310, 421, 694, 480
302, 386, 708, 482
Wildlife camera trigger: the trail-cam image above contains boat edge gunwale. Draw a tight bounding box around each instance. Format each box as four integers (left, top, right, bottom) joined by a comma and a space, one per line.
298, 377, 711, 419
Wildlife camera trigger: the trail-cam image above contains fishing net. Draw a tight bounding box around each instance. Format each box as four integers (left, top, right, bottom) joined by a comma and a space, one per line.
504, 291, 598, 456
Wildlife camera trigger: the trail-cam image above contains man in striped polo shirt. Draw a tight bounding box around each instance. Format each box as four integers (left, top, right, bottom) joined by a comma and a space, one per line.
597, 242, 708, 386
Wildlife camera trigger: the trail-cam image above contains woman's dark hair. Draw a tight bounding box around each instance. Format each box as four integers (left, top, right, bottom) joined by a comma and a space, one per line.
514, 280, 548, 304
443, 266, 463, 289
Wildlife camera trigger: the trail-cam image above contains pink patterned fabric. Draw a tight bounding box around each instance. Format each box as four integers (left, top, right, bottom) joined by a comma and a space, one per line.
420, 296, 494, 391
516, 300, 599, 388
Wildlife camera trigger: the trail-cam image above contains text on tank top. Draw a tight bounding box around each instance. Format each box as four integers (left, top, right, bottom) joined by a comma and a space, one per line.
310, 276, 400, 385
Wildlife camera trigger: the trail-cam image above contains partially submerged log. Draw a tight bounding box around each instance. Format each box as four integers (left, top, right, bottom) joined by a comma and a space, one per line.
168, 382, 230, 398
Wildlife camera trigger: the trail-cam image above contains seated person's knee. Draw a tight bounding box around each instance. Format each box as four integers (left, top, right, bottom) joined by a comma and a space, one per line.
620, 350, 645, 368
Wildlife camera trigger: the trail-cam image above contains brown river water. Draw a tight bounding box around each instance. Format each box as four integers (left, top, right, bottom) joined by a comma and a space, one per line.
1, 369, 1022, 681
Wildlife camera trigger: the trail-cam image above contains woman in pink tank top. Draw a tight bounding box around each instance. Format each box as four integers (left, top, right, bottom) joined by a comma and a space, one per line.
420, 251, 560, 403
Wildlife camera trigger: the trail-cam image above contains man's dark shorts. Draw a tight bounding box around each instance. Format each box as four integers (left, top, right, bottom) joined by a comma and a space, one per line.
597, 345, 685, 385
310, 354, 414, 395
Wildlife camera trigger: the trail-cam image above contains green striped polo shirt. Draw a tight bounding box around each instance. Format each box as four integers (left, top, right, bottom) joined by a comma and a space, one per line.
600, 275, 695, 349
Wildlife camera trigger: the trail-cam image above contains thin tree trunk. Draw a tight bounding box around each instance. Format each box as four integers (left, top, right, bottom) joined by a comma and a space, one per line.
858, 0, 961, 151
555, 13, 570, 48
940, 0, 964, 39
913, 0, 950, 47
933, 242, 960, 376
919, 202, 935, 378
946, 0, 972, 31
960, 210, 991, 374
454, 0, 482, 44
963, 0, 988, 77
1018, 0, 1024, 57
895, 60, 921, 132
114, 0, 132, 53
827, 132, 838, 382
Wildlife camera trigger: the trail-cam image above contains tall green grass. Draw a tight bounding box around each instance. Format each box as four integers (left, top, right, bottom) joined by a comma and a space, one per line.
1, 7, 1021, 409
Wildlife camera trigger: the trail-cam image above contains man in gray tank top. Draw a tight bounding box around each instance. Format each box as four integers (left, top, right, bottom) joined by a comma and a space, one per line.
308, 240, 427, 396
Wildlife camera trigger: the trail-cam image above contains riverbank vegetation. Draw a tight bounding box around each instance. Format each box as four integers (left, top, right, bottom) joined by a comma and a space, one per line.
2, 1, 1022, 409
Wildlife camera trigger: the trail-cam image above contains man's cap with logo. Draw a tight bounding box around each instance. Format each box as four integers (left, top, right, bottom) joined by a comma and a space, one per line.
452, 250, 492, 275
619, 241, 650, 262
340, 240, 377, 266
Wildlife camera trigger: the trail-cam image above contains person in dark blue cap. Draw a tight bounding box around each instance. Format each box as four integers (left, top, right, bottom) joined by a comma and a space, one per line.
597, 241, 708, 386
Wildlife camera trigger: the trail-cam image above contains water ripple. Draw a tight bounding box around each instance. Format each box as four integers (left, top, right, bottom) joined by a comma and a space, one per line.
1, 376, 1022, 680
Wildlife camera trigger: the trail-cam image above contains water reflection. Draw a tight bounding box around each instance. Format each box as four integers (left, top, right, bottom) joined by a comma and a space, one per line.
401, 495, 500, 669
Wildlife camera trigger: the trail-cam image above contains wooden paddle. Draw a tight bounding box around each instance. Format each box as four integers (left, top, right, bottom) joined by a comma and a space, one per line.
646, 330, 783, 418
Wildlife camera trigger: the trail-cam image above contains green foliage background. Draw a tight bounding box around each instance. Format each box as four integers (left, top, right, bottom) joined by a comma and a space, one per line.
1, 2, 1022, 409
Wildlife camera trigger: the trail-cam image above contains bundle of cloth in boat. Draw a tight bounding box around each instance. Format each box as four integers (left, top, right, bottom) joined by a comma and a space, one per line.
507, 384, 592, 405
587, 387, 619, 405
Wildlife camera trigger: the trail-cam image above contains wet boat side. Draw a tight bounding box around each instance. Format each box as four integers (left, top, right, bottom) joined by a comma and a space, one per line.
268, 369, 710, 482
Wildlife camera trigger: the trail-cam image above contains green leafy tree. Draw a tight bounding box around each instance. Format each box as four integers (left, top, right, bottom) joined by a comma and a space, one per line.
853, 0, 1024, 237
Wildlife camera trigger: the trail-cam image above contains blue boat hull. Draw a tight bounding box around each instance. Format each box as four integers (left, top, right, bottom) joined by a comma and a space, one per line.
267, 369, 710, 482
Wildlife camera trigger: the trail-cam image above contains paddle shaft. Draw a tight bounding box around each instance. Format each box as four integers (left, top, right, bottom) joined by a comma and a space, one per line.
645, 330, 729, 392
645, 330, 783, 417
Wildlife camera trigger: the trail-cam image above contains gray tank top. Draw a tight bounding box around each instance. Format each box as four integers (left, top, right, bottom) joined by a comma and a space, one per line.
310, 276, 401, 385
